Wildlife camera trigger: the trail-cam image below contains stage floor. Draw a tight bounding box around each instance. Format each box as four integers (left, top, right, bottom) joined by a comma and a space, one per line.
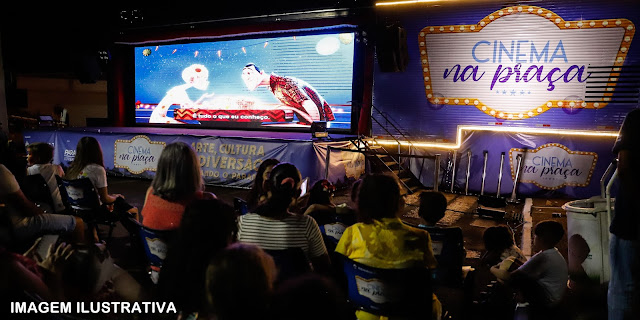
48, 126, 358, 142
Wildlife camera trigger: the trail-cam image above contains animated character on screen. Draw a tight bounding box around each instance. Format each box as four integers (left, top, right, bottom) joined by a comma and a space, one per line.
241, 63, 335, 125
149, 64, 215, 124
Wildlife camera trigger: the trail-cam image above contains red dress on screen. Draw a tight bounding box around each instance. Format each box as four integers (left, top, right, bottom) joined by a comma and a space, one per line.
141, 188, 205, 230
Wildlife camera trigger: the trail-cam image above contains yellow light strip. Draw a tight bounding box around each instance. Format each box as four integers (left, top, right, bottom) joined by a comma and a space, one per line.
373, 126, 619, 150
376, 0, 441, 6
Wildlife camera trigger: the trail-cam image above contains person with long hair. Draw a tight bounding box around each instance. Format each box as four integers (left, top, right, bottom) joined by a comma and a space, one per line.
205, 243, 277, 320
237, 163, 330, 275
246, 158, 280, 211
158, 198, 238, 317
141, 142, 215, 230
66, 136, 138, 217
303, 179, 336, 216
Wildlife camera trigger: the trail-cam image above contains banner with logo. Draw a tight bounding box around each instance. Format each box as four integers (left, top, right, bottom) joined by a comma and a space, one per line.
23, 129, 332, 189
373, 2, 638, 140
442, 130, 616, 198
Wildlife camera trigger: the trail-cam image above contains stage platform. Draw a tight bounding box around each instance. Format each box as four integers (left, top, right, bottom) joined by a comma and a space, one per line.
23, 127, 364, 189
42, 126, 358, 141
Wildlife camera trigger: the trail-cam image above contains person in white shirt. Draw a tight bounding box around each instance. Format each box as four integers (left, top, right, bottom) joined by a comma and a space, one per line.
491, 220, 568, 319
65, 137, 138, 217
26, 142, 66, 213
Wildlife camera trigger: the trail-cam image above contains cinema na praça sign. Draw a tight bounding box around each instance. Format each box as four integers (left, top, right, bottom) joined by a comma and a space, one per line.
420, 5, 635, 119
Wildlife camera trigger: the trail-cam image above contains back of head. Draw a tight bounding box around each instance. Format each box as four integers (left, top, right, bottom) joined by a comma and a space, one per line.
27, 142, 54, 164
269, 273, 351, 320
307, 179, 335, 207
357, 173, 401, 223
206, 243, 276, 320
483, 225, 515, 252
534, 220, 565, 247
257, 163, 301, 217
67, 136, 104, 179
152, 142, 201, 201
159, 198, 237, 313
418, 191, 447, 225
247, 158, 280, 207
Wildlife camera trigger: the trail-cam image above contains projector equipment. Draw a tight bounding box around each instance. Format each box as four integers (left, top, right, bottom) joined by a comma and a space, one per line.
311, 121, 328, 138
465, 151, 472, 195
508, 153, 523, 204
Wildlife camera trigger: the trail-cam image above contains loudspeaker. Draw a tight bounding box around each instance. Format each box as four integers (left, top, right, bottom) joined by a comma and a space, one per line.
76, 54, 102, 84
376, 23, 409, 72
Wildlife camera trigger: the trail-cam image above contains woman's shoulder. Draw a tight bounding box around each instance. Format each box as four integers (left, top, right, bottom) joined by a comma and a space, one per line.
82, 163, 105, 173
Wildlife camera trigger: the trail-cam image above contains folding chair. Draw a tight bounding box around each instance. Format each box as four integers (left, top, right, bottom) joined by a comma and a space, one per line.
308, 208, 356, 252
61, 178, 118, 243
340, 256, 433, 319
128, 218, 174, 284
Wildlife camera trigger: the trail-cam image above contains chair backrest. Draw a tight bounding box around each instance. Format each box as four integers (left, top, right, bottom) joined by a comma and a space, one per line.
20, 174, 55, 213
61, 178, 101, 211
55, 175, 71, 211
309, 209, 357, 251
138, 222, 174, 268
418, 225, 465, 286
341, 256, 432, 318
264, 248, 312, 284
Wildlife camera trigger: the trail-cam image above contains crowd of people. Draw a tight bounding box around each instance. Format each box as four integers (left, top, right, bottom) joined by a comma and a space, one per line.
1, 111, 636, 320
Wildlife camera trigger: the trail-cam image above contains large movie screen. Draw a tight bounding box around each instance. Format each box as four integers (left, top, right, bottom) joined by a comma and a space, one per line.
134, 31, 355, 131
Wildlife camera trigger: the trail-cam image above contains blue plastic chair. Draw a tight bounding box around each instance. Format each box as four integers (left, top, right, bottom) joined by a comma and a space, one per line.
136, 221, 174, 284
341, 256, 433, 319
61, 177, 118, 242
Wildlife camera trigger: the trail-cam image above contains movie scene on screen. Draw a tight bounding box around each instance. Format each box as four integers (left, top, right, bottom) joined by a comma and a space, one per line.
134, 31, 356, 131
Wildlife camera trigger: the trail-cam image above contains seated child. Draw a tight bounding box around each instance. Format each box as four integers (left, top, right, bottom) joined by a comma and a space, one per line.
491, 220, 568, 315
417, 190, 467, 286
26, 142, 66, 213
417, 190, 448, 227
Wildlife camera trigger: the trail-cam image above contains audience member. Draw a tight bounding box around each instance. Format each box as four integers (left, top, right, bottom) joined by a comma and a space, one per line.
1, 163, 85, 245
482, 225, 527, 267
237, 163, 330, 276
26, 142, 66, 213
158, 198, 238, 316
246, 158, 280, 211
141, 142, 215, 230
269, 273, 352, 320
303, 179, 337, 216
61, 242, 143, 303
66, 137, 138, 219
475, 226, 526, 320
491, 220, 568, 319
608, 108, 640, 320
0, 129, 27, 183
0, 240, 73, 304
416, 190, 467, 287
417, 190, 447, 227
335, 173, 441, 320
205, 243, 276, 320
